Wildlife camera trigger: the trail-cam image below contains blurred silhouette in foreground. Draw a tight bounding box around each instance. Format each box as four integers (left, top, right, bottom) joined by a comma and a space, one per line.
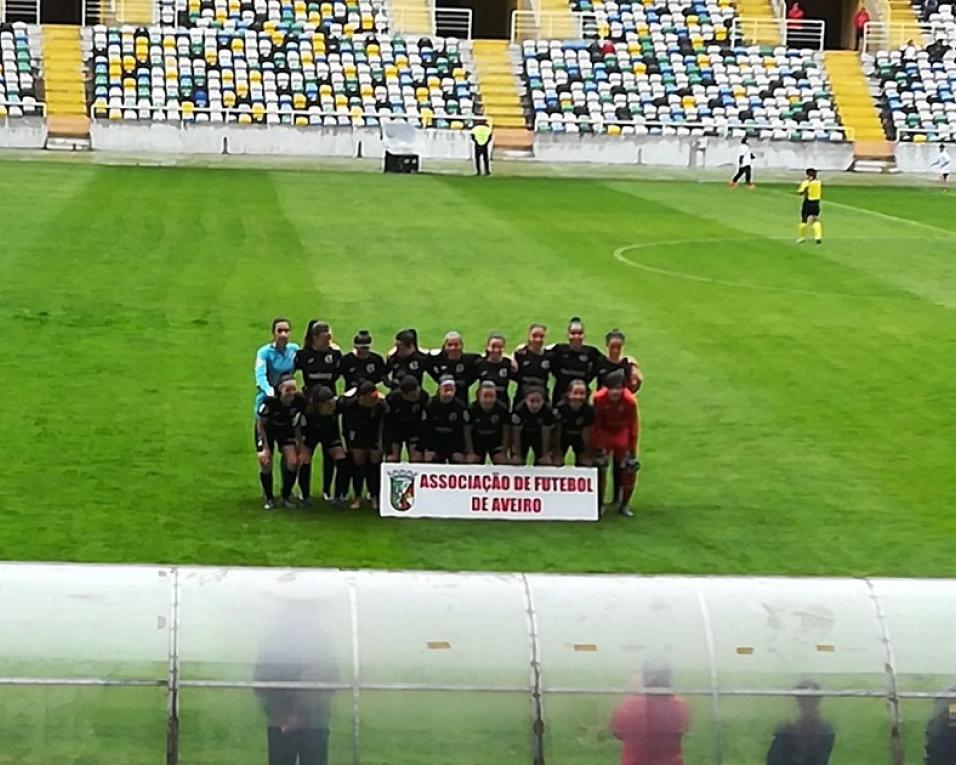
766, 679, 835, 765
255, 601, 338, 765
611, 659, 691, 765
925, 683, 956, 765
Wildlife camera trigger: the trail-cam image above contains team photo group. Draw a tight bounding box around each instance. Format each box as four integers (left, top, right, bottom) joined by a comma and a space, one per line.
253, 317, 643, 518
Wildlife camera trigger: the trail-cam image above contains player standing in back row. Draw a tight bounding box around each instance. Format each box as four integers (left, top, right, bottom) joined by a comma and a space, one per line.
797, 168, 823, 245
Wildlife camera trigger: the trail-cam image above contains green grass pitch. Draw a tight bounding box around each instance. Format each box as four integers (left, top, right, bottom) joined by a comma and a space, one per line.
1, 159, 955, 579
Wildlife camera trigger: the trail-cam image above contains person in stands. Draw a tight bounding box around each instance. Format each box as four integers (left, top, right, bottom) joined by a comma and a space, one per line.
923, 0, 939, 22
765, 680, 835, 765
853, 4, 870, 50
786, 1, 805, 46
611, 659, 690, 765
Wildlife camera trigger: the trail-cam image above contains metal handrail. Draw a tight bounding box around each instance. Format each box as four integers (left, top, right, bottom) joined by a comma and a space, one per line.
860, 19, 945, 52
533, 113, 855, 141
0, 99, 47, 120
510, 9, 597, 42
390, 6, 473, 38
731, 17, 827, 50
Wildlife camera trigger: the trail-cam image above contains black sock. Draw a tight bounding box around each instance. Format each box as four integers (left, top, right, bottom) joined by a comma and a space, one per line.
352, 463, 365, 498
612, 464, 622, 503
281, 465, 297, 500
322, 457, 335, 496
334, 459, 350, 498
298, 463, 312, 500
367, 462, 381, 499
259, 471, 274, 500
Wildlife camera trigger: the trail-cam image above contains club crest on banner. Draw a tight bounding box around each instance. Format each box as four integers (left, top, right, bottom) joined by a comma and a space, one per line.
388, 469, 416, 512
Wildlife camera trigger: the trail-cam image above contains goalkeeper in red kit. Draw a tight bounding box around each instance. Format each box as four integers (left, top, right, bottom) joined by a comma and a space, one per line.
592, 369, 640, 518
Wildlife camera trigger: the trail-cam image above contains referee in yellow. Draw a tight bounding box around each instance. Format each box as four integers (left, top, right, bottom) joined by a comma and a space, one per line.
471, 117, 493, 176
797, 168, 823, 244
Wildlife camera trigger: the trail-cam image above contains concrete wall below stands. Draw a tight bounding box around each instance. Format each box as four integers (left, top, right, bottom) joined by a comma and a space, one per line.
0, 119, 47, 149
89, 122, 473, 161
532, 134, 855, 172
895, 142, 949, 174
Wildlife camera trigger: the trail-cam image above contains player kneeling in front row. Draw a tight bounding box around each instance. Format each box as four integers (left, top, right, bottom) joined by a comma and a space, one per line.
298, 385, 350, 506
424, 375, 472, 464
553, 379, 595, 466
511, 386, 555, 466
256, 374, 306, 511
592, 370, 640, 518
341, 381, 387, 510
468, 381, 511, 464
385, 375, 429, 462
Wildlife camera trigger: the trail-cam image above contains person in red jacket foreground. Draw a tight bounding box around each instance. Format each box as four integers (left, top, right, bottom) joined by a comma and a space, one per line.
611, 660, 690, 765
592, 369, 640, 517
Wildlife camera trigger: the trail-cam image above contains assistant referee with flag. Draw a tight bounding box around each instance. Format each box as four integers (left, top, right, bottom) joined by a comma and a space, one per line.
471, 118, 492, 176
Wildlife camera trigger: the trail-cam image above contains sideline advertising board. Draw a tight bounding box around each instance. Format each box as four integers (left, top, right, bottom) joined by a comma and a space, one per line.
379, 464, 599, 521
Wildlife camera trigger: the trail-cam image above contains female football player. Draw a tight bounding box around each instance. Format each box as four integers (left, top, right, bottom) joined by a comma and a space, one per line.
513, 323, 550, 403
340, 330, 387, 391
467, 380, 510, 464
298, 385, 350, 506
510, 386, 555, 466
553, 379, 595, 466
296, 320, 343, 393
473, 333, 516, 406
428, 331, 480, 403
548, 317, 603, 404
424, 375, 471, 463
340, 381, 387, 510
597, 329, 643, 393
255, 374, 305, 510
386, 328, 430, 389
254, 317, 298, 422
385, 375, 429, 462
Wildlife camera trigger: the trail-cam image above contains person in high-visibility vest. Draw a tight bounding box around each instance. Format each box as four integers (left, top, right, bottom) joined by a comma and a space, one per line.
471, 118, 493, 176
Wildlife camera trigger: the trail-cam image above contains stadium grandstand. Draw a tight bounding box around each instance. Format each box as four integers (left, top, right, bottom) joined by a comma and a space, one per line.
0, 0, 953, 172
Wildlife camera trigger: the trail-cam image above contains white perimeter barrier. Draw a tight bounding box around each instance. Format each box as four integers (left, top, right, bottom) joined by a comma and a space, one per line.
379, 464, 599, 521
895, 141, 954, 173
533, 133, 855, 171
90, 121, 473, 160
0, 116, 46, 148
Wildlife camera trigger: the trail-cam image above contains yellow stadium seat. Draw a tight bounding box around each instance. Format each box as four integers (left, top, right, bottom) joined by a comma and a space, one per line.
913, 134, 927, 143
237, 82, 249, 97
252, 102, 265, 119
608, 124, 622, 135
182, 101, 195, 116
334, 94, 347, 107
295, 115, 308, 126
223, 91, 236, 107
293, 92, 306, 108
231, 38, 243, 53
319, 83, 332, 96
238, 113, 253, 124
251, 69, 263, 83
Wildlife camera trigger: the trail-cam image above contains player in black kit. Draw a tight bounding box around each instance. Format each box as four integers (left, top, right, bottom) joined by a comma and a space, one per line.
473, 333, 515, 406
547, 316, 603, 404
295, 320, 343, 392
424, 375, 472, 463
255, 374, 306, 510
340, 381, 387, 510
386, 328, 430, 389
385, 375, 429, 462
339, 330, 387, 391
513, 323, 551, 403
298, 385, 350, 506
553, 379, 594, 466
428, 331, 479, 403
596, 328, 642, 393
510, 386, 555, 466
467, 381, 510, 464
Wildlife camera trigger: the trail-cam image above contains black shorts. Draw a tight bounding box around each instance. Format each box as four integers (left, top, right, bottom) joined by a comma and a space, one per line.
385, 424, 423, 454
559, 433, 587, 457
345, 427, 380, 451
801, 200, 821, 222
303, 427, 342, 453
517, 436, 548, 465
426, 433, 465, 456
254, 424, 295, 452
472, 434, 505, 462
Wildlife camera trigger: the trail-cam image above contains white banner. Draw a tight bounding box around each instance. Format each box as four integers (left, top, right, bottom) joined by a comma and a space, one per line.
379, 464, 599, 521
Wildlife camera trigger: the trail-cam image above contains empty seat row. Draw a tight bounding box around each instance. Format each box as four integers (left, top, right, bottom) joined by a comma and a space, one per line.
158, 0, 388, 33
0, 22, 41, 118
523, 38, 845, 140
88, 26, 478, 128
866, 40, 956, 140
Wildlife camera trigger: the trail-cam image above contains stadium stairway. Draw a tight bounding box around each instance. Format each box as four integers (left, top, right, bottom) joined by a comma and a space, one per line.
538, 0, 578, 38
388, 0, 432, 35
886, 0, 925, 47
472, 39, 534, 152
735, 0, 781, 46
41, 25, 90, 147
114, 0, 155, 24
825, 50, 894, 168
